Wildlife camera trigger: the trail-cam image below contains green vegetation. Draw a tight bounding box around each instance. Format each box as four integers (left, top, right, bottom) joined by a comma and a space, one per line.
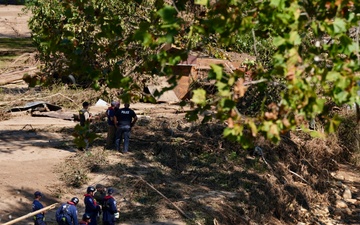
24, 0, 360, 146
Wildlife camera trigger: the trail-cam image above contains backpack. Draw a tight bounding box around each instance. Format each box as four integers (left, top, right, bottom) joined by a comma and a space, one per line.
57, 204, 71, 223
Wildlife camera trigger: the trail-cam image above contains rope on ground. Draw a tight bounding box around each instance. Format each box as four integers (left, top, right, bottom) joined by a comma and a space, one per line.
138, 176, 193, 220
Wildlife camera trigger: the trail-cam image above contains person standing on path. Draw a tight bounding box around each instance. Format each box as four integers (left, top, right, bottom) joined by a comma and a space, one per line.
102, 188, 119, 225
78, 101, 92, 150
55, 197, 79, 225
114, 103, 138, 153
105, 101, 118, 149
32, 191, 46, 225
79, 102, 92, 127
84, 186, 101, 225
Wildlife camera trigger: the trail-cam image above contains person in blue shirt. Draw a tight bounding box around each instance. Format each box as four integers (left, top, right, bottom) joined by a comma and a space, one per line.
55, 197, 79, 225
114, 103, 138, 153
102, 188, 119, 225
84, 186, 101, 225
32, 191, 46, 225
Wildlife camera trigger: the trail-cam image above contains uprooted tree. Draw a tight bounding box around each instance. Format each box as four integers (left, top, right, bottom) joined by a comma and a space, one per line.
25, 0, 360, 146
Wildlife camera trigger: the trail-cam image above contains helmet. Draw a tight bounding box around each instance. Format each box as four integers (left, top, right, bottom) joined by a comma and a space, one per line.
107, 188, 114, 195
71, 197, 79, 205
82, 213, 91, 220
87, 186, 95, 193
34, 191, 42, 197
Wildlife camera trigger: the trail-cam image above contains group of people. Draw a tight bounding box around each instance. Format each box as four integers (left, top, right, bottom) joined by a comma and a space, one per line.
32, 185, 119, 225
79, 100, 138, 153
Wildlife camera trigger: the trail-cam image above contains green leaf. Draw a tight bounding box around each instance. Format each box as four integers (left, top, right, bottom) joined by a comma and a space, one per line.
210, 64, 223, 80
191, 89, 207, 106
333, 18, 347, 34
270, 0, 285, 9
273, 36, 286, 47
157, 6, 177, 24
326, 71, 340, 81
194, 0, 209, 6
335, 91, 348, 103
289, 31, 301, 45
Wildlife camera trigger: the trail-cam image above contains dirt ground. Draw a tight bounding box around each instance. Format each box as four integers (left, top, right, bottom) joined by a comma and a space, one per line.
0, 5, 31, 38
0, 96, 189, 225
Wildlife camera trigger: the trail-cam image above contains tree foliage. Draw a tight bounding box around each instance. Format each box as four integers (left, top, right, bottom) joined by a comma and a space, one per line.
26, 0, 360, 146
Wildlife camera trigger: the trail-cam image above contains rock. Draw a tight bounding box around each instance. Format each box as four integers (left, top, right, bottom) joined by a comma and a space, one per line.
331, 172, 344, 180
335, 200, 348, 208
343, 187, 352, 199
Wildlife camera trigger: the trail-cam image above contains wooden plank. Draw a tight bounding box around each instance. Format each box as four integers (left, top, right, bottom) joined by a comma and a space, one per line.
2, 203, 58, 225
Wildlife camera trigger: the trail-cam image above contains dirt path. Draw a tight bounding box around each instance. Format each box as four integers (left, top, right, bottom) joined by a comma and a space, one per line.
0, 114, 76, 223
0, 5, 31, 38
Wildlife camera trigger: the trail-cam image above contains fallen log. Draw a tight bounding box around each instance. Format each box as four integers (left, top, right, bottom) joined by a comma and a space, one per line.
0, 66, 38, 85
2, 203, 58, 225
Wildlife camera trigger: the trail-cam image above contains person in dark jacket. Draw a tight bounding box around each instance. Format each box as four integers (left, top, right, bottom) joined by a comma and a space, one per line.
102, 188, 118, 225
32, 191, 46, 225
114, 103, 138, 153
79, 213, 91, 225
79, 102, 92, 127
93, 184, 106, 207
105, 101, 118, 149
84, 186, 101, 225
55, 197, 79, 225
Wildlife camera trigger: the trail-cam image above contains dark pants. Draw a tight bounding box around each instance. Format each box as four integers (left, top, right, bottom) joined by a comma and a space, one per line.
34, 218, 47, 225
88, 214, 97, 225
106, 125, 116, 149
103, 221, 115, 225
115, 126, 131, 152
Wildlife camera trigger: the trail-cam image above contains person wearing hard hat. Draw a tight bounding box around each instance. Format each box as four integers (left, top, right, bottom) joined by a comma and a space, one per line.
55, 197, 79, 225
79, 213, 91, 225
84, 186, 101, 225
102, 188, 119, 225
32, 191, 46, 225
